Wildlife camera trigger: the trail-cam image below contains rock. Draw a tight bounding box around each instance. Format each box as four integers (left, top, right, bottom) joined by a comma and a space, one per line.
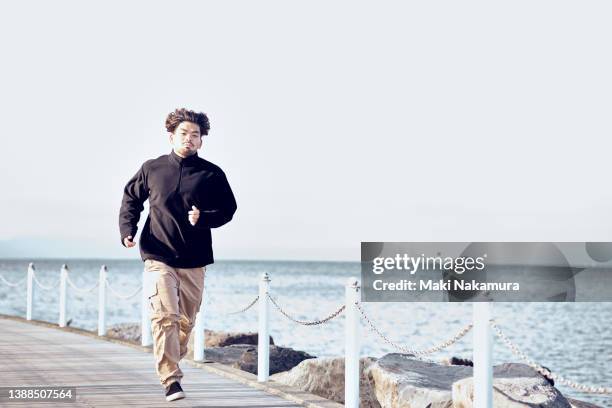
567, 397, 604, 408
106, 322, 141, 343
235, 345, 316, 375
366, 354, 472, 408
203, 329, 274, 347
200, 344, 258, 364
452, 363, 571, 408
186, 330, 275, 360
186, 340, 314, 375
271, 356, 380, 408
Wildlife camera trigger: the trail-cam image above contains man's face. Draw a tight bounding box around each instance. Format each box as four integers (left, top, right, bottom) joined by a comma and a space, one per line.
169, 121, 202, 157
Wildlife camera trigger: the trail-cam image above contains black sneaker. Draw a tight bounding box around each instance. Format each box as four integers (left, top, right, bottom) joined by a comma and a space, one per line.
165, 381, 186, 402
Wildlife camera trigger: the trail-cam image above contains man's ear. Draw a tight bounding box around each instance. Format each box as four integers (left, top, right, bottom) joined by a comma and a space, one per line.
168, 132, 174, 144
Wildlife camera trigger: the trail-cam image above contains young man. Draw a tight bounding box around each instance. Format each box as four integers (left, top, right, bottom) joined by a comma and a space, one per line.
119, 108, 237, 402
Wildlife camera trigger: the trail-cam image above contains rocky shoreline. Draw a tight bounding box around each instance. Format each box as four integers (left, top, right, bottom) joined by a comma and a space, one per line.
106, 323, 602, 408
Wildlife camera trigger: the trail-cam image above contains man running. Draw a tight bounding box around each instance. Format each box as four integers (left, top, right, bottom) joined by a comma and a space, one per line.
119, 108, 237, 402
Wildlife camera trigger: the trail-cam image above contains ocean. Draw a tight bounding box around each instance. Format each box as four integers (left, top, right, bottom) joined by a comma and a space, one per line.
0, 259, 610, 407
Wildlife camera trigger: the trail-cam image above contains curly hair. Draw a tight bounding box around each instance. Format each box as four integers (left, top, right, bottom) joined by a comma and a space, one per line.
165, 108, 210, 135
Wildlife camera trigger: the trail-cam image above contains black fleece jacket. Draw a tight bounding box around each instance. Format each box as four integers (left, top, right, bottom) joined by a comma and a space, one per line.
119, 150, 237, 268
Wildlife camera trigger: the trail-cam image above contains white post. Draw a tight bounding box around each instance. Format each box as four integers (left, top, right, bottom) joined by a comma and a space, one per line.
345, 277, 361, 408
141, 268, 153, 347
257, 272, 270, 382
26, 263, 35, 320
58, 264, 68, 327
97, 265, 107, 336
193, 282, 206, 361
473, 302, 493, 408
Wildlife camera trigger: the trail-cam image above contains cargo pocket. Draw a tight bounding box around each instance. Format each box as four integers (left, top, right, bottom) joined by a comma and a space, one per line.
148, 279, 162, 313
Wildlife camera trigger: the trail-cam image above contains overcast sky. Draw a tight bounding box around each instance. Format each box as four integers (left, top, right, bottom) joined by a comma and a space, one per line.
1, 1, 611, 261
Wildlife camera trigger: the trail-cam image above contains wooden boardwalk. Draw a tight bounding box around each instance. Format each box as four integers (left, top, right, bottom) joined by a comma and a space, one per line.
0, 317, 306, 407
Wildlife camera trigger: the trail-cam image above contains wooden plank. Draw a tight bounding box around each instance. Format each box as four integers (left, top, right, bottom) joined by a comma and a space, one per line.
0, 317, 302, 407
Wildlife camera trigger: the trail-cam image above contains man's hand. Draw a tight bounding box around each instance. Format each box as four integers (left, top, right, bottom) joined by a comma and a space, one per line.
123, 235, 136, 248
188, 205, 200, 226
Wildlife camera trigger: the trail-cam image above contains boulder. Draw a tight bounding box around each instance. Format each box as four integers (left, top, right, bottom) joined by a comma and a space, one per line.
203, 329, 274, 347
366, 354, 472, 408
567, 398, 604, 408
452, 363, 571, 408
196, 344, 256, 364
186, 330, 274, 360
186, 341, 314, 375
235, 345, 316, 375
271, 356, 380, 408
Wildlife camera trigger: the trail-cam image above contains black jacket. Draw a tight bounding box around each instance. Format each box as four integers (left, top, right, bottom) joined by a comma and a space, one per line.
119, 150, 237, 268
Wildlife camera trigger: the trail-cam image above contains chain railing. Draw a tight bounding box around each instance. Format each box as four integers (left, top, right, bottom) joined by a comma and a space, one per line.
0, 263, 147, 333
354, 300, 473, 356
31, 270, 61, 291
200, 279, 259, 315
267, 292, 345, 326
227, 295, 260, 315
0, 273, 26, 287
66, 275, 100, 294
104, 278, 142, 300
490, 319, 612, 395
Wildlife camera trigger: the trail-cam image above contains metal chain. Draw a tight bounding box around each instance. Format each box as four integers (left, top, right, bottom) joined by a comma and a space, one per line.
354, 301, 473, 356
201, 277, 259, 315
104, 278, 142, 300
31, 271, 61, 291
66, 275, 100, 294
266, 292, 346, 326
223, 295, 260, 315
0, 274, 26, 287
490, 320, 612, 394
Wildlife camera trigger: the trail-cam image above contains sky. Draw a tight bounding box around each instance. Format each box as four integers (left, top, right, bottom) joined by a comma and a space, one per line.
0, 1, 611, 261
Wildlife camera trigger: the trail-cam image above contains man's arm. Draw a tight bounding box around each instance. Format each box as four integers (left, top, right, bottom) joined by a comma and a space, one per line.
119, 163, 149, 246
194, 171, 237, 229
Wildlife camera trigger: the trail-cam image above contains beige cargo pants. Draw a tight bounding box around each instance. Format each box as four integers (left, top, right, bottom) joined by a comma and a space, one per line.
144, 259, 206, 388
